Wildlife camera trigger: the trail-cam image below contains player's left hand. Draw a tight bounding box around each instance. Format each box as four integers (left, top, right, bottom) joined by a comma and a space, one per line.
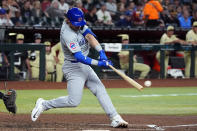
99, 50, 108, 61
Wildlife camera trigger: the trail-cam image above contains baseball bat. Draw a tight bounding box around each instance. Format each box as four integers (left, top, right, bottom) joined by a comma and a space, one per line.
109, 65, 143, 91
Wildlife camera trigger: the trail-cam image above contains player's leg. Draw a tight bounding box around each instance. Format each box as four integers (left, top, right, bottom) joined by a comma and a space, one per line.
134, 63, 150, 79
31, 67, 87, 121
43, 76, 85, 109
156, 51, 169, 78
184, 51, 191, 78
56, 63, 63, 82
195, 52, 197, 77
164, 55, 169, 77
85, 67, 128, 128
31, 67, 39, 79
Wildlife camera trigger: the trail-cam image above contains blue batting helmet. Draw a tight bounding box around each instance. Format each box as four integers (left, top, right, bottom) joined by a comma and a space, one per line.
66, 7, 86, 27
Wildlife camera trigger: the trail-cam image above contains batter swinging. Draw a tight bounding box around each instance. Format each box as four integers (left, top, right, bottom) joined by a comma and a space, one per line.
31, 7, 128, 128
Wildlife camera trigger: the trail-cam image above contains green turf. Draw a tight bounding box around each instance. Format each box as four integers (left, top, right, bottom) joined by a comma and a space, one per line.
0, 87, 197, 115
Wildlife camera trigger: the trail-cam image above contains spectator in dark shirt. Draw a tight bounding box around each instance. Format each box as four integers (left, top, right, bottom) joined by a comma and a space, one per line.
31, 1, 44, 18
31, 1, 44, 25
85, 6, 98, 26
17, 0, 26, 10
44, 0, 64, 18
11, 10, 23, 26
114, 2, 126, 22
116, 10, 133, 27
161, 9, 179, 27
21, 1, 32, 19
167, 11, 180, 27
132, 3, 144, 27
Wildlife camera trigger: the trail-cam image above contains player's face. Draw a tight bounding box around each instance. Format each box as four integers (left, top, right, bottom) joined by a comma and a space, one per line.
122, 39, 129, 44
45, 46, 51, 52
70, 24, 81, 31
67, 19, 81, 31
167, 30, 174, 36
35, 39, 41, 44
17, 39, 24, 44
193, 27, 197, 33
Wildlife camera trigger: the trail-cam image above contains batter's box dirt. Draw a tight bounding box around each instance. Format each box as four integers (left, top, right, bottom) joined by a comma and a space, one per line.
0, 113, 197, 131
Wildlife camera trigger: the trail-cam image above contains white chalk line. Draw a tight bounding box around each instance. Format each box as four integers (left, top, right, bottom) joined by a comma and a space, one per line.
120, 93, 197, 98
162, 124, 197, 128
88, 123, 164, 130
17, 123, 197, 130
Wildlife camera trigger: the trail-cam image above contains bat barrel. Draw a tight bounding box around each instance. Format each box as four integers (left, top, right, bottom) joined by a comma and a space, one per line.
109, 65, 143, 91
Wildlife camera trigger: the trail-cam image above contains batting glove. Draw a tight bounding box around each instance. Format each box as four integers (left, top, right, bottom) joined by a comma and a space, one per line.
98, 60, 113, 67
99, 50, 108, 61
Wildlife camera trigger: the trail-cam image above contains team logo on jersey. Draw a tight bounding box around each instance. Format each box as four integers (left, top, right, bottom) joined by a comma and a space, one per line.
70, 43, 76, 50
78, 17, 82, 22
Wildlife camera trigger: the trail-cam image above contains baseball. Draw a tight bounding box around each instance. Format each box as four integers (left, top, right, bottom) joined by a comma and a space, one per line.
144, 80, 151, 87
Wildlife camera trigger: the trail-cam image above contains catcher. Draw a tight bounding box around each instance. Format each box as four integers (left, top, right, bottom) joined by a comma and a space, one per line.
0, 89, 17, 114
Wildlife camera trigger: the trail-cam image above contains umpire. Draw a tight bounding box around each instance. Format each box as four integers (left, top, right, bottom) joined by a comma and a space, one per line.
184, 21, 197, 78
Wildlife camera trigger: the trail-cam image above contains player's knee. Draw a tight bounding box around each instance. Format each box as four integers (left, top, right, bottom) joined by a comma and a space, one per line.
68, 98, 81, 107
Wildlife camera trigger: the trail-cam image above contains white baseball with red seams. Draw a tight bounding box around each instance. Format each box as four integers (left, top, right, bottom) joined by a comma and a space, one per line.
144, 80, 152, 87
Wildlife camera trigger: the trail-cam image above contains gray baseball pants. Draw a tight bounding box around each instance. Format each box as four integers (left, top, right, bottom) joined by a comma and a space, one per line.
42, 60, 118, 118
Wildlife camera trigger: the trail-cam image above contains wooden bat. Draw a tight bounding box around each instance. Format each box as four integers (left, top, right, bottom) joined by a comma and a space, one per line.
109, 65, 143, 91
84, 34, 143, 91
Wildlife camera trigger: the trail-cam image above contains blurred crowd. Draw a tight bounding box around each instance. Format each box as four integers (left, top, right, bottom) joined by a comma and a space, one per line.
0, 0, 197, 28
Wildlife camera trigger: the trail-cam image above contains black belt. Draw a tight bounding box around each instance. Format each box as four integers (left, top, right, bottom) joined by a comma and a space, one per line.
65, 59, 78, 63
70, 61, 78, 63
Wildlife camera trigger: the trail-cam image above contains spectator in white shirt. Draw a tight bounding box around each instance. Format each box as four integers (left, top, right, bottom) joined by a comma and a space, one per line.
96, 3, 113, 25
58, 0, 69, 13
0, 8, 13, 26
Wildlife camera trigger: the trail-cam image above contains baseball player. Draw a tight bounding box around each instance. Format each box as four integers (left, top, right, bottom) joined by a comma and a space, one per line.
51, 42, 64, 82
29, 33, 42, 79
156, 25, 186, 77
45, 41, 56, 81
31, 7, 128, 128
184, 21, 197, 78
118, 34, 150, 79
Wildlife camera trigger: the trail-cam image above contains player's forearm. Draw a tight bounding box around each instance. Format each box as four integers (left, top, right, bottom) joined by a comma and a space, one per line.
85, 34, 100, 48
74, 51, 110, 67
74, 51, 98, 66
81, 26, 108, 60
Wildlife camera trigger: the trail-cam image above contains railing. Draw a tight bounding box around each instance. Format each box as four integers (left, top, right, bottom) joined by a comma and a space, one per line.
0, 43, 46, 81
0, 43, 196, 80
102, 43, 196, 79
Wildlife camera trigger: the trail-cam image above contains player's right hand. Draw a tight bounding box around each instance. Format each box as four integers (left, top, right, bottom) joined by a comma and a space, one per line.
98, 60, 113, 67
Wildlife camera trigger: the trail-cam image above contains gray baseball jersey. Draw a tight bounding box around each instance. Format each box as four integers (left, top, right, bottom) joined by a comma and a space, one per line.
42, 21, 118, 119
60, 21, 90, 61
